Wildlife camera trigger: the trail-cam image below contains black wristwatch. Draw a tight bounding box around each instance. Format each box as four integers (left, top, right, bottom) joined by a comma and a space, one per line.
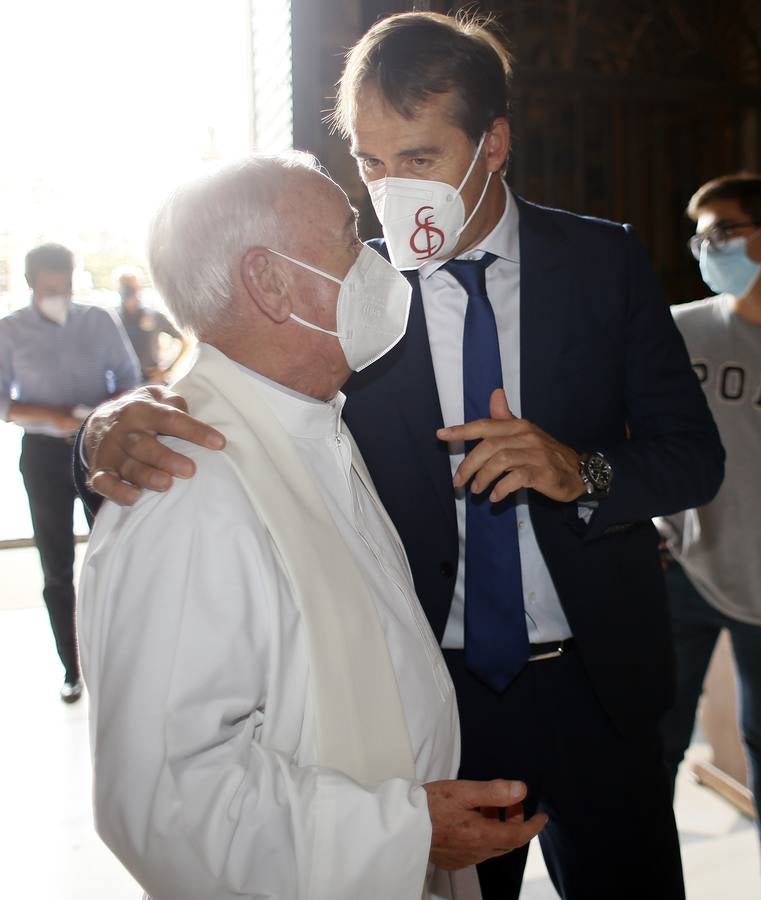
578, 451, 613, 500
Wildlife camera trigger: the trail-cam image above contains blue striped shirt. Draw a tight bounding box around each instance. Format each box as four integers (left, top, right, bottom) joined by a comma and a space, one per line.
0, 301, 140, 436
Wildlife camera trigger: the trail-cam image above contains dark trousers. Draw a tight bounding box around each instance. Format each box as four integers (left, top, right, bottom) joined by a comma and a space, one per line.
660, 561, 761, 834
444, 645, 685, 900
19, 433, 91, 682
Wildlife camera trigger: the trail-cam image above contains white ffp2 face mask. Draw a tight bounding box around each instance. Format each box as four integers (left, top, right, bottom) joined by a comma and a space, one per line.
267, 243, 411, 372
36, 294, 71, 326
367, 134, 492, 271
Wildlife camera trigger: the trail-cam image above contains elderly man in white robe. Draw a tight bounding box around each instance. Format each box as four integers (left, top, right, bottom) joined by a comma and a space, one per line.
77, 154, 546, 900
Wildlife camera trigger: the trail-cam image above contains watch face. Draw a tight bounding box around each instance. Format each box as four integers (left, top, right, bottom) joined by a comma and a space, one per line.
587, 453, 612, 490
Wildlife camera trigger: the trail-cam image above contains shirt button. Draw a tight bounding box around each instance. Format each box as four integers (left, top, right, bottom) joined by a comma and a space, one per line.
439, 561, 455, 578
518, 520, 525, 529
335, 434, 342, 445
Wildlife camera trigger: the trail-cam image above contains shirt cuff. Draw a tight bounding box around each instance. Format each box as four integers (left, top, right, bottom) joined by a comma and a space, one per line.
77, 422, 91, 470
576, 500, 598, 524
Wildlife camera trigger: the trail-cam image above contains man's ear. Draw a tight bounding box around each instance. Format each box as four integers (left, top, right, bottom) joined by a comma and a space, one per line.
485, 118, 510, 174
240, 247, 292, 324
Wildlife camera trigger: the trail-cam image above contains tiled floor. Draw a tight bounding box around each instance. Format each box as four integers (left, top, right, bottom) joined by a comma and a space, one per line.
1, 544, 758, 899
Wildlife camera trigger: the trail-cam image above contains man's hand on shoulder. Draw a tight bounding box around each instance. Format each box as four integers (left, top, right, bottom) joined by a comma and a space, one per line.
437, 388, 585, 503
423, 778, 547, 870
84, 385, 226, 506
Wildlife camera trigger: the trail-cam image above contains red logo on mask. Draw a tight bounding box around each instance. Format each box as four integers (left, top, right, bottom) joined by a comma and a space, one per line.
410, 206, 445, 260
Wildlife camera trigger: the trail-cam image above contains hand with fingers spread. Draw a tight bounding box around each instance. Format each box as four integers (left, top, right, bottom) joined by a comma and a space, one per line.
84, 385, 226, 506
423, 778, 547, 870
437, 388, 585, 504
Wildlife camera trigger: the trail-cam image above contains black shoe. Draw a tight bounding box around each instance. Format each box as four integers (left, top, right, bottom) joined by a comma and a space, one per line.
60, 678, 83, 703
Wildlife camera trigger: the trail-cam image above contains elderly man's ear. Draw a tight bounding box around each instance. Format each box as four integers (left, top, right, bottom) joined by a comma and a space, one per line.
240, 247, 292, 323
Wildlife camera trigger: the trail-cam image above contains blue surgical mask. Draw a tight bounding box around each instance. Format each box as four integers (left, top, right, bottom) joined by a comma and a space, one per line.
699, 232, 761, 297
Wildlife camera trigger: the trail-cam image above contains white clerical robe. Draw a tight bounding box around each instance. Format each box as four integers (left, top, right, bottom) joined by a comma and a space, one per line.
78, 346, 481, 900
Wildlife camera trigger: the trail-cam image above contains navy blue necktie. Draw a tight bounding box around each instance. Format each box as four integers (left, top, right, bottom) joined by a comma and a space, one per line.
444, 253, 529, 692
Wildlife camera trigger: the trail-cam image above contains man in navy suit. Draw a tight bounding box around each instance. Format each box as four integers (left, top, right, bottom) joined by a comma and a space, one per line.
75, 13, 723, 900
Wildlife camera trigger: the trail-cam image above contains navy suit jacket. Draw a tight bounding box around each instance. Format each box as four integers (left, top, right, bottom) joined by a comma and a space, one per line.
342, 195, 724, 736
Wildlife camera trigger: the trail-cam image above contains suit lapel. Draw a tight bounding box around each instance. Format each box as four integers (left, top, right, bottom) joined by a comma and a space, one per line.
390, 271, 458, 523
517, 196, 572, 427
353, 240, 456, 526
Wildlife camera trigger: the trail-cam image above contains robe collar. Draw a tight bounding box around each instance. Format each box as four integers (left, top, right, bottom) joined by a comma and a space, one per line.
230, 357, 346, 441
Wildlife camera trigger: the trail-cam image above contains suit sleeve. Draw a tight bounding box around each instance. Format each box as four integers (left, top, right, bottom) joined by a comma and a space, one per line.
70, 308, 139, 510
584, 227, 725, 540
72, 421, 104, 518
78, 444, 431, 900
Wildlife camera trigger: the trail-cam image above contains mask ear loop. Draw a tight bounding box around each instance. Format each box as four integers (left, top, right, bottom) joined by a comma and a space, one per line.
455, 132, 487, 195
289, 313, 340, 337
267, 248, 344, 285
457, 172, 493, 237
452, 133, 492, 237
266, 249, 344, 337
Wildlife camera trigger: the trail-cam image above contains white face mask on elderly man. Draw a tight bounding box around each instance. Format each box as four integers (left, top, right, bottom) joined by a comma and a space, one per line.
267, 243, 412, 372
367, 133, 492, 271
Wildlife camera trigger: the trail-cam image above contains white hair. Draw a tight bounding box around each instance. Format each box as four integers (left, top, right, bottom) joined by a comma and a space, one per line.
147, 152, 321, 337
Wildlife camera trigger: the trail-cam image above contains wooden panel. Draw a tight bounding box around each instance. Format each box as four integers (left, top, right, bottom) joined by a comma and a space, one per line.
455, 0, 761, 301
291, 0, 417, 237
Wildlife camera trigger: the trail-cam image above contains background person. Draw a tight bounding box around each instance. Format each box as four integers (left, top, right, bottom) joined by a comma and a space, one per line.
659, 172, 761, 837
0, 243, 139, 702
72, 13, 725, 899
115, 266, 190, 383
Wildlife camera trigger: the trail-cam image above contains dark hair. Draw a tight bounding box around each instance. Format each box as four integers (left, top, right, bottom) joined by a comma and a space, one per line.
330, 11, 512, 144
687, 173, 761, 223
25, 243, 74, 285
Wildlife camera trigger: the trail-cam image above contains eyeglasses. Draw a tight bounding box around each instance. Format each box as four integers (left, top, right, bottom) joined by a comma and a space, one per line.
688, 222, 761, 260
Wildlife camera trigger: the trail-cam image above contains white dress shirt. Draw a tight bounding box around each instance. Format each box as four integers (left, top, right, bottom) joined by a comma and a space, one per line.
78, 363, 479, 900
419, 183, 572, 646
